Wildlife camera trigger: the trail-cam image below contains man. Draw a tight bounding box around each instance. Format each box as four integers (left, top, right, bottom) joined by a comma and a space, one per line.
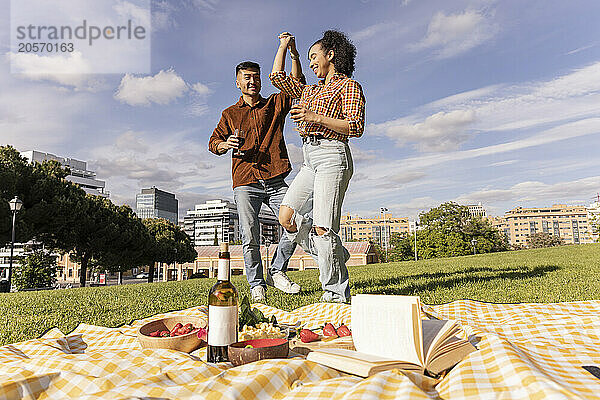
208, 60, 304, 302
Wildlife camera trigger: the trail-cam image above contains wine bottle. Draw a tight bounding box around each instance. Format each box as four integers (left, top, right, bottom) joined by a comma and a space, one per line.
207, 242, 238, 362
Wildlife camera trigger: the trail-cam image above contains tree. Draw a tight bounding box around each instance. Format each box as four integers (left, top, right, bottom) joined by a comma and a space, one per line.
591, 215, 600, 243
13, 249, 58, 290
526, 232, 564, 248
389, 202, 508, 260
142, 218, 197, 283
371, 241, 387, 263
0, 146, 166, 287
388, 232, 415, 261
96, 204, 153, 283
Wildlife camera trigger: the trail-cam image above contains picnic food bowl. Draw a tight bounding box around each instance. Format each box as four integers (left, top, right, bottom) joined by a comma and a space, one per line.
228, 338, 289, 366
137, 316, 207, 353
239, 323, 290, 341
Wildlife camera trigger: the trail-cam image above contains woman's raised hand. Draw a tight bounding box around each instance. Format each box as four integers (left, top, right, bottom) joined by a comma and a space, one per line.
278, 31, 294, 49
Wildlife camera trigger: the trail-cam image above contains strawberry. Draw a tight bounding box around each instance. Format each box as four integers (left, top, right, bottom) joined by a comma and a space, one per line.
196, 327, 208, 341
177, 327, 189, 336
170, 323, 183, 336
299, 328, 320, 343
149, 330, 160, 337
323, 323, 338, 337
336, 324, 351, 337
160, 331, 170, 337
184, 323, 194, 331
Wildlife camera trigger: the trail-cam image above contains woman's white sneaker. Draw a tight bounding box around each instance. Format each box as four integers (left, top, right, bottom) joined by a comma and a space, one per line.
267, 271, 301, 294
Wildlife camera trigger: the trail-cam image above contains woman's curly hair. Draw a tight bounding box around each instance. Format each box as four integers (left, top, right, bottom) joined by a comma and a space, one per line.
310, 30, 357, 77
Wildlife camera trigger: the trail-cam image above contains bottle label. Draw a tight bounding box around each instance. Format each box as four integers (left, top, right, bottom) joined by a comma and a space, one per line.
208, 305, 238, 346
217, 259, 230, 281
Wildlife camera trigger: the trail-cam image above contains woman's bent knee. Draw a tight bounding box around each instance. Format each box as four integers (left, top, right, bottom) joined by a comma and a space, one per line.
279, 205, 296, 231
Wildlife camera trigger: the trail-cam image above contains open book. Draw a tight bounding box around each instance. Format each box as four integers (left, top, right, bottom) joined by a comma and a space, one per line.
306, 295, 476, 377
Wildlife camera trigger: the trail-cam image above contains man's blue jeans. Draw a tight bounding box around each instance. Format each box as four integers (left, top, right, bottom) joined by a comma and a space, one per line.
233, 176, 296, 289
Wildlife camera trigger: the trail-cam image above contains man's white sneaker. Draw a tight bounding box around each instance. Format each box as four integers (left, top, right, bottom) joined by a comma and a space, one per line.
251, 286, 266, 303
268, 271, 301, 294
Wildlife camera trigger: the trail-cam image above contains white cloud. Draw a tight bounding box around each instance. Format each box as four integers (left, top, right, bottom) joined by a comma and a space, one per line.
286, 143, 304, 167
400, 117, 600, 170
186, 82, 213, 116
191, 82, 213, 96
113, 0, 151, 27
114, 69, 188, 106
114, 69, 213, 112
0, 58, 93, 149
412, 10, 498, 59
349, 143, 378, 162
489, 159, 518, 167
455, 176, 600, 208
6, 51, 106, 90
369, 109, 476, 152
387, 196, 439, 218
564, 42, 599, 56
88, 128, 233, 215
150, 0, 220, 32
371, 61, 600, 154
351, 22, 399, 43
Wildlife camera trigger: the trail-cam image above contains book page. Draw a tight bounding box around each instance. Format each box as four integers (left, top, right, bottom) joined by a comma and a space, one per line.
307, 348, 422, 377
422, 320, 461, 362
351, 295, 423, 366
310, 348, 398, 363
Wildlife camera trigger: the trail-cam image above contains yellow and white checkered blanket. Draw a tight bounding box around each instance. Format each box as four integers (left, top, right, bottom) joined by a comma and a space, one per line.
1, 300, 600, 399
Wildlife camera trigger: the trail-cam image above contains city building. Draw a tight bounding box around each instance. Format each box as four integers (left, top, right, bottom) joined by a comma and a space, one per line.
486, 216, 510, 243
183, 199, 281, 246
467, 202, 487, 218
0, 243, 29, 281
340, 212, 410, 245
135, 187, 178, 224
504, 204, 594, 246
21, 150, 108, 197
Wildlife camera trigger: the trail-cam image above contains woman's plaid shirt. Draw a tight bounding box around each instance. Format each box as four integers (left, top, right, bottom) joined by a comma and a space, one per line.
270, 71, 366, 142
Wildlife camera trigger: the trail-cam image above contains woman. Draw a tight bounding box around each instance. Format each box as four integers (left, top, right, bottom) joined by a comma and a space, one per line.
270, 30, 366, 303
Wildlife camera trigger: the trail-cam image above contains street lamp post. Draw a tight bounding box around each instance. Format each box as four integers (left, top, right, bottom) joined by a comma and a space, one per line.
8, 197, 24, 291
380, 207, 389, 262
414, 221, 418, 262
261, 234, 271, 277
471, 238, 478, 255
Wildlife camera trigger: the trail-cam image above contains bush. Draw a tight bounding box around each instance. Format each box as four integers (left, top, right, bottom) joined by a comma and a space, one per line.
526, 232, 564, 249
13, 250, 58, 291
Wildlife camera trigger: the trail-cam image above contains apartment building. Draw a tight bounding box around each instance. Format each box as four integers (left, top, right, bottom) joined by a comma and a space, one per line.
504, 204, 593, 246
486, 216, 510, 242
21, 150, 108, 197
467, 202, 487, 218
340, 212, 411, 245
588, 200, 600, 242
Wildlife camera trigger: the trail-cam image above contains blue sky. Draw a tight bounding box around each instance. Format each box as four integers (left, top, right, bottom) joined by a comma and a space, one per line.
1, 0, 600, 220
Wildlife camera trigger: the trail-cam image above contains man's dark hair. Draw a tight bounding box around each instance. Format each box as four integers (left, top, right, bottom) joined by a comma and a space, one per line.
310, 30, 357, 77
236, 61, 260, 76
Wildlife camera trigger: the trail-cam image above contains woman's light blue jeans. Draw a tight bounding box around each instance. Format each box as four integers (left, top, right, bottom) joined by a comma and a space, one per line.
282, 138, 353, 302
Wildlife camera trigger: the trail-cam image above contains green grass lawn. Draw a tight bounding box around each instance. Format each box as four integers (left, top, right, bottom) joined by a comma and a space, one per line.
1, 244, 599, 346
